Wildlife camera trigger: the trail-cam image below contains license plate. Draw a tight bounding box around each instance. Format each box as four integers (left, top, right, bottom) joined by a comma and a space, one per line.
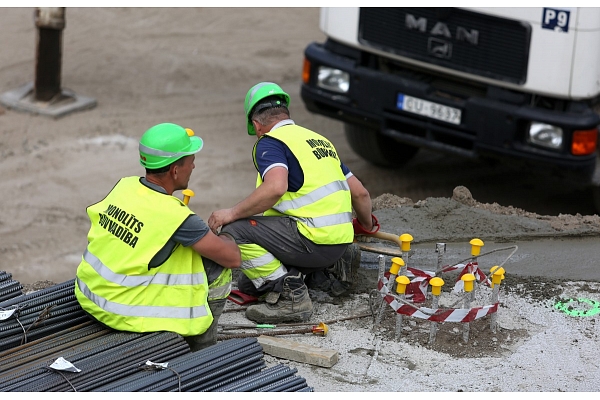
397, 94, 462, 125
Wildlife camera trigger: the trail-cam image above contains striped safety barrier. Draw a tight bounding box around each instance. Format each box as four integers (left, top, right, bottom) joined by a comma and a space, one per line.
377, 274, 498, 323
403, 262, 491, 303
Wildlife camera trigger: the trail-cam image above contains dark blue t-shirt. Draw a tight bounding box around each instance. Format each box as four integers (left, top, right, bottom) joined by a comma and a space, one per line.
255, 122, 352, 192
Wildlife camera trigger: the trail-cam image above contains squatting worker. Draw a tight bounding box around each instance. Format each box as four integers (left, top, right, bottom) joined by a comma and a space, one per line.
208, 82, 379, 324
74, 123, 241, 351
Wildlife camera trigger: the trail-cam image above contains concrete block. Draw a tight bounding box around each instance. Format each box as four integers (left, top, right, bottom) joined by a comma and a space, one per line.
0, 82, 96, 119
257, 335, 339, 368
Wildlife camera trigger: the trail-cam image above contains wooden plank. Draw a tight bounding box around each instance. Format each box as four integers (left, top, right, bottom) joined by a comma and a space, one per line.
357, 242, 403, 257
257, 335, 339, 368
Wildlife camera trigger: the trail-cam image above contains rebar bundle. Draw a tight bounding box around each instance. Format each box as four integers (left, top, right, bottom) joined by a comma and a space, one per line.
0, 279, 88, 351
0, 279, 313, 392
0, 271, 23, 303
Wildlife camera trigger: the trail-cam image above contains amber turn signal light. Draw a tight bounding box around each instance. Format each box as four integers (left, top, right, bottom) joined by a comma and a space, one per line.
571, 128, 598, 156
302, 58, 311, 84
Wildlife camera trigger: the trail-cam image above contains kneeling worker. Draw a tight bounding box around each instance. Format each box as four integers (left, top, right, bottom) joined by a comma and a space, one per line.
75, 123, 241, 351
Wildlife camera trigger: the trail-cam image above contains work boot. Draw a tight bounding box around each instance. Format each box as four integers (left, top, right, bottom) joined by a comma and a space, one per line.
185, 298, 226, 352
245, 273, 313, 324
305, 270, 333, 292
327, 242, 361, 295
305, 269, 350, 297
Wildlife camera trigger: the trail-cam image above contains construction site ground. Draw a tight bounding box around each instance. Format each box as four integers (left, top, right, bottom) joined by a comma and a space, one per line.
2, 8, 600, 393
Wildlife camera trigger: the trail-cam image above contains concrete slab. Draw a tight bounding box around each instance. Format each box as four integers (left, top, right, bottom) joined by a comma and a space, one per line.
257, 335, 339, 368
360, 236, 600, 281
0, 82, 96, 119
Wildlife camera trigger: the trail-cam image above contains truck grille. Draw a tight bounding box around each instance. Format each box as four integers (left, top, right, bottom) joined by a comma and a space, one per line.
359, 8, 531, 84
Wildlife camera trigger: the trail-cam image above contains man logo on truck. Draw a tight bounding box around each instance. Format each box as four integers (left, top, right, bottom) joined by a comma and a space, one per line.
428, 38, 451, 59
405, 14, 479, 45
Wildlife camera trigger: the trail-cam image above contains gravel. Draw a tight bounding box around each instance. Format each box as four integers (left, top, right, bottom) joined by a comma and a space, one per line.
20, 187, 600, 392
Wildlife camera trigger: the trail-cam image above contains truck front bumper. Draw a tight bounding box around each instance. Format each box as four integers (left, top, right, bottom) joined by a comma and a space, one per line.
301, 41, 599, 181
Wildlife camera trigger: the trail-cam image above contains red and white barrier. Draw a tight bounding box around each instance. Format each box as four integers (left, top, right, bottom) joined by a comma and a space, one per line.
401, 262, 491, 303
377, 274, 498, 323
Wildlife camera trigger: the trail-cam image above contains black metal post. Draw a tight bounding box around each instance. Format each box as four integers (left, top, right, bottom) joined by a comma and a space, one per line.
34, 7, 65, 102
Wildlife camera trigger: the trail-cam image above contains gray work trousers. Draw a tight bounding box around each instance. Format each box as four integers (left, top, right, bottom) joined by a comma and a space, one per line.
221, 215, 349, 296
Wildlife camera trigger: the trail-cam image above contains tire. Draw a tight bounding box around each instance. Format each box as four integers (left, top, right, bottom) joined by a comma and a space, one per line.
593, 185, 600, 214
591, 154, 600, 214
344, 123, 419, 168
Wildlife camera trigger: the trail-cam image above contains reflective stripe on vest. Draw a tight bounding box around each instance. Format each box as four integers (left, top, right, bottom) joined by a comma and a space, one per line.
292, 212, 354, 229
239, 243, 288, 289
208, 268, 232, 301
254, 125, 353, 244
83, 248, 205, 287
74, 177, 212, 336
76, 276, 209, 319
272, 179, 350, 214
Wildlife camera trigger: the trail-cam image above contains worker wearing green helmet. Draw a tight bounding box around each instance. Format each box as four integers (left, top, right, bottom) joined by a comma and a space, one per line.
138, 122, 204, 169
209, 82, 379, 324
75, 122, 241, 351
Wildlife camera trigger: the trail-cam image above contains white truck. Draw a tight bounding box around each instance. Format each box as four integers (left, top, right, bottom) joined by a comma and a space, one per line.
300, 7, 600, 211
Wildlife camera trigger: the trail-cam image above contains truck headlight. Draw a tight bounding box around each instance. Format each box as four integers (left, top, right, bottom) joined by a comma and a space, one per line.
317, 67, 349, 93
527, 122, 563, 150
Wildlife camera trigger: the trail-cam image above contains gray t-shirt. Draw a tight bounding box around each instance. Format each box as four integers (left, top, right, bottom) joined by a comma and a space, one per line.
140, 178, 209, 268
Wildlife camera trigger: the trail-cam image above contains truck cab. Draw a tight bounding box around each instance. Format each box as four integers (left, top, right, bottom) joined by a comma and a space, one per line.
300, 7, 600, 211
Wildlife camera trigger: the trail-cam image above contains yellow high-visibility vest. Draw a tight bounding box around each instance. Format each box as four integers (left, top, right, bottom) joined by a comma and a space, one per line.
75, 177, 212, 337
253, 124, 353, 244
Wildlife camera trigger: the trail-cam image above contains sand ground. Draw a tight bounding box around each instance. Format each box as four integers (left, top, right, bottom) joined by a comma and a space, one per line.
1, 8, 600, 393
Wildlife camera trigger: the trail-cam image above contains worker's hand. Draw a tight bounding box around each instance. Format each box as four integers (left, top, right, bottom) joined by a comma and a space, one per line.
208, 208, 235, 234
353, 214, 380, 235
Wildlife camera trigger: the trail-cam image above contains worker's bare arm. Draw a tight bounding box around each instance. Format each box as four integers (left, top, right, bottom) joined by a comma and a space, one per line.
347, 175, 374, 231
191, 230, 241, 268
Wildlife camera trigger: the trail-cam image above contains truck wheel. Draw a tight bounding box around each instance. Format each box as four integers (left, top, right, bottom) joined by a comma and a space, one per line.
592, 155, 600, 214
593, 186, 600, 214
344, 123, 419, 168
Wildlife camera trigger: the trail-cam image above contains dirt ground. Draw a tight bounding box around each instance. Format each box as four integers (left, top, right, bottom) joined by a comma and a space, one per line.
2, 8, 600, 392
1, 8, 598, 286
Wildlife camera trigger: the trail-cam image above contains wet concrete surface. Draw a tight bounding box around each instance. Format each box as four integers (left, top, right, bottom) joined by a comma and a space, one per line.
360, 236, 600, 282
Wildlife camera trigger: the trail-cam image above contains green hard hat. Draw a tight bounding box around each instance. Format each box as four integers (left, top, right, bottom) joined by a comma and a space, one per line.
139, 123, 203, 169
244, 82, 290, 135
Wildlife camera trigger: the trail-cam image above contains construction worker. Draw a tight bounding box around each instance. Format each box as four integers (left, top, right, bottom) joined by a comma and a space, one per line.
74, 123, 241, 351
208, 82, 379, 324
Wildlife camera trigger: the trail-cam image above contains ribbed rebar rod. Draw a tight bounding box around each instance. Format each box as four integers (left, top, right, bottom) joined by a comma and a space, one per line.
215, 364, 293, 392
0, 321, 99, 363
0, 314, 90, 352
193, 359, 265, 392
0, 281, 23, 302
52, 331, 187, 391
112, 341, 264, 392
0, 279, 20, 290
12, 328, 150, 385
256, 375, 308, 392
0, 335, 145, 391
0, 292, 78, 321
6, 331, 186, 392
0, 279, 74, 308
0, 323, 107, 377
76, 341, 191, 392
68, 334, 190, 392
174, 353, 265, 392
231, 365, 299, 392
96, 338, 262, 392
0, 302, 84, 335
283, 382, 312, 392
0, 271, 13, 280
